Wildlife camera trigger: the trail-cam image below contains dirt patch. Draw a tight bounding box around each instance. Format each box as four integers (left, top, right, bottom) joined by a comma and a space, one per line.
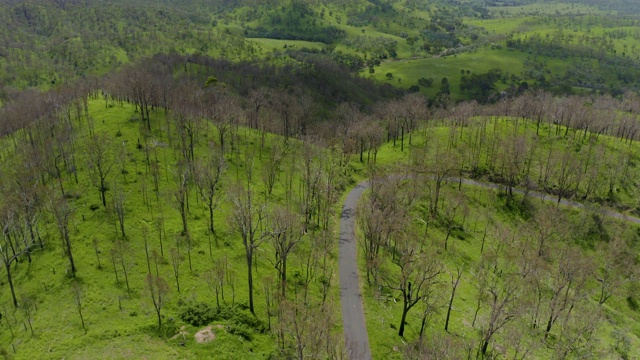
170, 325, 188, 341
194, 326, 216, 343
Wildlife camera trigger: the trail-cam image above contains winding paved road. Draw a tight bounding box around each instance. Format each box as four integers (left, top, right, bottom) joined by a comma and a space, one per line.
337, 177, 640, 360
339, 181, 372, 360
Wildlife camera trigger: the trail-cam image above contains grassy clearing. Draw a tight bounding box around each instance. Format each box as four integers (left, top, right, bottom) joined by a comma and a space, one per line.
246, 38, 325, 52
369, 48, 561, 99
466, 16, 543, 34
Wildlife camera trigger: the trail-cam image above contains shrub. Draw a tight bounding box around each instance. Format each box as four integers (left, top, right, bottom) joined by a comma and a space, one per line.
179, 301, 216, 326
228, 323, 253, 340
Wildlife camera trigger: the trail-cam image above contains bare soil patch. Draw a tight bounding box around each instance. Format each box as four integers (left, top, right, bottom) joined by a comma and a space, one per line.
194, 326, 216, 343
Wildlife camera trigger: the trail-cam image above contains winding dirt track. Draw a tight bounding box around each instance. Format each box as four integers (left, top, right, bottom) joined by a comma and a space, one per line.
338, 177, 640, 359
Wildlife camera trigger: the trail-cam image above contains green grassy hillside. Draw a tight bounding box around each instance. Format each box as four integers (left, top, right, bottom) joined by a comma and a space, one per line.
0, 98, 349, 359
351, 116, 640, 359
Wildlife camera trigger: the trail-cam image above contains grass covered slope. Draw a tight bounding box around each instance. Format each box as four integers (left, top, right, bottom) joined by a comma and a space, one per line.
0, 98, 348, 359
350, 117, 640, 359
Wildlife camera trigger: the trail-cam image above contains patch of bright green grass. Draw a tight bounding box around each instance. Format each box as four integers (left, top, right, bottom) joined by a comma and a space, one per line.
370, 47, 568, 99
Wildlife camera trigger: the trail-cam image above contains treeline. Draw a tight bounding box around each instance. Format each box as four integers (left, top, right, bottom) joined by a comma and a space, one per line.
0, 52, 402, 138
243, 25, 346, 44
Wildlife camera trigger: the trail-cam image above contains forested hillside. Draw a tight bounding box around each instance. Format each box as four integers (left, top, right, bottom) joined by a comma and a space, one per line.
2, 1, 640, 359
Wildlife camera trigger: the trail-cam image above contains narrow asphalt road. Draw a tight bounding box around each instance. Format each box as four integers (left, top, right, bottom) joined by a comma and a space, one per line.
337, 177, 640, 360
339, 181, 372, 360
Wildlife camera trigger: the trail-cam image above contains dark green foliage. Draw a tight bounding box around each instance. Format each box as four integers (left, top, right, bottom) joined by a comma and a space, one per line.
418, 77, 433, 87
459, 68, 504, 103
495, 193, 534, 221
228, 323, 253, 340
0, 0, 230, 89
244, 25, 346, 44
179, 302, 216, 327
346, 1, 396, 27
179, 302, 266, 335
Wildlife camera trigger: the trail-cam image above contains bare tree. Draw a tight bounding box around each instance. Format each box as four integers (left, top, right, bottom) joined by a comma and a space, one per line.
205, 256, 228, 309
112, 240, 133, 295
113, 65, 155, 131
357, 174, 409, 284
145, 274, 169, 330
112, 182, 127, 239
551, 302, 602, 359
440, 190, 468, 252
444, 266, 462, 333
261, 144, 286, 199
553, 150, 581, 203
193, 146, 225, 234
595, 231, 637, 305
172, 161, 190, 236
71, 281, 85, 330
278, 299, 341, 359
21, 295, 36, 336
206, 91, 241, 155
375, 228, 443, 337
86, 132, 114, 207
268, 206, 304, 298
92, 238, 102, 269
477, 266, 522, 357
170, 248, 182, 293
50, 196, 76, 275
404, 333, 466, 360
228, 156, 268, 314
543, 245, 593, 340
414, 141, 459, 215
525, 205, 566, 259
0, 205, 20, 307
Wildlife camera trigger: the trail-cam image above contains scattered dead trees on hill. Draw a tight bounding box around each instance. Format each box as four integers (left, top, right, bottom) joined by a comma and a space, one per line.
358, 174, 410, 285
358, 172, 445, 337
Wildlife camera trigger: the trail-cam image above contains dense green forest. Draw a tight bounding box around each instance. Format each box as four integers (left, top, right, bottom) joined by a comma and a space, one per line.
2, 0, 640, 359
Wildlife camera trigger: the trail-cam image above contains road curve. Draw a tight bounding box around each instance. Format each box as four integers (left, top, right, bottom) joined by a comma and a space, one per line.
337, 177, 640, 360
339, 181, 372, 360
457, 178, 640, 224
